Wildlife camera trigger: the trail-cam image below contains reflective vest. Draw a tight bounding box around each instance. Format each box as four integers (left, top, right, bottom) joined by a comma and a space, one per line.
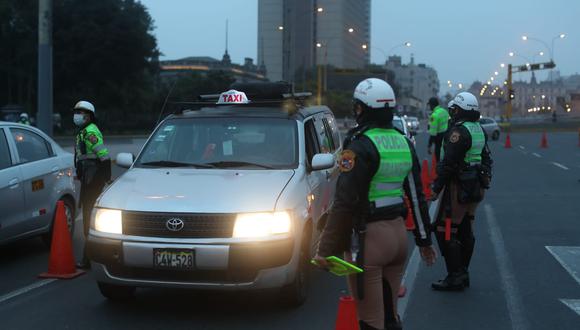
363, 128, 413, 208
75, 123, 109, 161
462, 122, 484, 164
428, 106, 450, 136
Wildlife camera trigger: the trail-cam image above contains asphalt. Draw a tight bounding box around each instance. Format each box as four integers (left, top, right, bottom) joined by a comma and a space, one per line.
1, 131, 579, 329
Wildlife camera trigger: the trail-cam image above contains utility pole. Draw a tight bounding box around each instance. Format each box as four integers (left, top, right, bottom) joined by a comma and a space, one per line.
37, 0, 53, 136
506, 64, 513, 120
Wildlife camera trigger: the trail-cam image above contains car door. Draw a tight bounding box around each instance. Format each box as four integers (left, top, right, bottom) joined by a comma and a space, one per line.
321, 114, 341, 208
312, 114, 339, 217
9, 127, 60, 233
304, 118, 325, 223
0, 127, 26, 242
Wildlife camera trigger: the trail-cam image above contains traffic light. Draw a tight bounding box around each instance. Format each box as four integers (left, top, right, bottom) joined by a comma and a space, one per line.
509, 89, 515, 100
544, 62, 556, 69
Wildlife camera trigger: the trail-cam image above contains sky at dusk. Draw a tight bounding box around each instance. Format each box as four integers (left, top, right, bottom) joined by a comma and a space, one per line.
140, 0, 578, 95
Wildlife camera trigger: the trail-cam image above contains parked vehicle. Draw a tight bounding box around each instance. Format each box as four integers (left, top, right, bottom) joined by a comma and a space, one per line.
0, 121, 77, 246
87, 83, 341, 306
393, 115, 416, 145
479, 117, 500, 140
404, 116, 420, 134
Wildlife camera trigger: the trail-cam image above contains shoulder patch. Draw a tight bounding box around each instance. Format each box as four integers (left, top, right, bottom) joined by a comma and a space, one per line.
338, 150, 356, 172
87, 134, 99, 144
449, 132, 460, 143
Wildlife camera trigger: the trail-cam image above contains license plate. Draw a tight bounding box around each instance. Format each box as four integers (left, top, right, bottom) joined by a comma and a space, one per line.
153, 249, 194, 270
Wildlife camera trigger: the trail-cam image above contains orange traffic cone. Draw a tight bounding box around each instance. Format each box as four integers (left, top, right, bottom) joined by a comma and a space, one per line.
540, 132, 548, 148
421, 159, 432, 200
39, 201, 85, 279
404, 196, 415, 231
335, 295, 359, 330
430, 153, 438, 181
504, 133, 512, 148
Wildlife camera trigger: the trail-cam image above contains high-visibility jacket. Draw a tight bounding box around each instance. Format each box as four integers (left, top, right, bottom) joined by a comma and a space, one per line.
428, 106, 450, 136
75, 123, 109, 162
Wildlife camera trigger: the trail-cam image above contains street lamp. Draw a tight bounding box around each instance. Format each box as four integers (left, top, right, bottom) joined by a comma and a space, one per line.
317, 7, 324, 13
348, 27, 354, 33
388, 41, 412, 55
361, 44, 368, 50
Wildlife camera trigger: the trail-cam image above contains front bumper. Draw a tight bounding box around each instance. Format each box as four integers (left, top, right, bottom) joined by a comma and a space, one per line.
87, 234, 296, 289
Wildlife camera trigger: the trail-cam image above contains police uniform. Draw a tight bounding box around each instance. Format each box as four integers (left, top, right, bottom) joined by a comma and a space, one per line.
17, 118, 31, 125
317, 123, 431, 329
75, 122, 111, 265
428, 105, 450, 162
431, 118, 492, 290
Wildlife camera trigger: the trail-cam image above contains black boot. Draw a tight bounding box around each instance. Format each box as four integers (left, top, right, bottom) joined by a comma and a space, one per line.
359, 321, 380, 330
431, 271, 467, 291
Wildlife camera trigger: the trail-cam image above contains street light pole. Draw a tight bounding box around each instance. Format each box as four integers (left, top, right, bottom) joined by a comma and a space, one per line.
37, 0, 53, 136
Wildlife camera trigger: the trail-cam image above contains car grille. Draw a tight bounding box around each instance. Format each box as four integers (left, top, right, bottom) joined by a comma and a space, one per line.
122, 211, 236, 238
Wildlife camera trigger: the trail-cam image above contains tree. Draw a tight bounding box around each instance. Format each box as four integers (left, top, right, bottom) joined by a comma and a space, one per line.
0, 0, 159, 131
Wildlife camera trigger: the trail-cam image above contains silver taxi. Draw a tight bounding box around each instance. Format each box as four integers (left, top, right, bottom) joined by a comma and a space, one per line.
0, 122, 77, 246
87, 86, 341, 306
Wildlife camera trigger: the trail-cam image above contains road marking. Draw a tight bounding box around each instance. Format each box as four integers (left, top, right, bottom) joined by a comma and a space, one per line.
518, 145, 526, 150
560, 299, 580, 316
0, 279, 57, 305
484, 204, 529, 330
546, 246, 580, 316
532, 153, 542, 158
398, 247, 420, 320
551, 162, 569, 170
545, 246, 580, 285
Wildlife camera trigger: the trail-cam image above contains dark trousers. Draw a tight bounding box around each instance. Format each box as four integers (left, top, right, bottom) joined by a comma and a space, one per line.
80, 178, 106, 262
433, 133, 445, 162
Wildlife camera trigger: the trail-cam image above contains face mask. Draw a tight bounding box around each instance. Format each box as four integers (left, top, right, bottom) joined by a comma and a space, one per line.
73, 114, 86, 126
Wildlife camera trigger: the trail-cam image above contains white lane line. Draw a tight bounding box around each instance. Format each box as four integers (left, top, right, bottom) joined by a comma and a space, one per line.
545, 246, 580, 285
560, 299, 580, 316
0, 279, 57, 305
518, 145, 526, 150
484, 204, 529, 330
398, 247, 420, 320
551, 162, 569, 170
532, 153, 542, 158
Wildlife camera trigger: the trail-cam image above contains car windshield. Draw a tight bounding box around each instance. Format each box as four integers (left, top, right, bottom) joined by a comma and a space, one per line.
136, 117, 298, 169
393, 118, 405, 132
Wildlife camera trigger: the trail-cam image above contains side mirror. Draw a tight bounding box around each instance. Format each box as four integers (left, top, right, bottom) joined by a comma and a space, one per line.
116, 152, 134, 169
311, 153, 335, 171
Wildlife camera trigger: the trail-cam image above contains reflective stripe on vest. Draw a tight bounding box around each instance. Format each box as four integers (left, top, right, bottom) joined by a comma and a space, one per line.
462, 122, 485, 164
75, 123, 109, 161
363, 128, 413, 207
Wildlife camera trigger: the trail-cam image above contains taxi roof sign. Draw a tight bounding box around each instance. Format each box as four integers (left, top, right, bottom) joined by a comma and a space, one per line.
216, 89, 250, 105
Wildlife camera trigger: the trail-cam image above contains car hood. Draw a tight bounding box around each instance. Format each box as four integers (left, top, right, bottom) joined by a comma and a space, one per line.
98, 168, 295, 213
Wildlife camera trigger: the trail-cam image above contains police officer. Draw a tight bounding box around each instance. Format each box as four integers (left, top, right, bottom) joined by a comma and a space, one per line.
73, 101, 111, 269
431, 92, 493, 291
313, 78, 436, 330
17, 113, 31, 125
427, 97, 450, 162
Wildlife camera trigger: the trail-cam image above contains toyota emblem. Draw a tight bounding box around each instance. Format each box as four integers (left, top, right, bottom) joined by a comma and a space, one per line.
166, 218, 184, 232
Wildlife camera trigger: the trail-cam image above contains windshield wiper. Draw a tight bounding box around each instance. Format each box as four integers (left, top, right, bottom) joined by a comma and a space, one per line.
205, 161, 275, 169
140, 161, 215, 168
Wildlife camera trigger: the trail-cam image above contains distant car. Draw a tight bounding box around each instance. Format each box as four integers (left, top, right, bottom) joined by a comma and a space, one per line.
393, 115, 416, 145
404, 116, 420, 134
87, 83, 341, 306
0, 121, 77, 246
479, 117, 500, 140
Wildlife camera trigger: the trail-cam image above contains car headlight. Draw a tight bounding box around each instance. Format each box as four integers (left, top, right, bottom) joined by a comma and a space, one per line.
93, 209, 123, 234
233, 211, 291, 238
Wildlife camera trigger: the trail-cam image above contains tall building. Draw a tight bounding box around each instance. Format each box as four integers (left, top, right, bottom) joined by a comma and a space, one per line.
257, 0, 370, 82
316, 0, 370, 69
385, 55, 440, 117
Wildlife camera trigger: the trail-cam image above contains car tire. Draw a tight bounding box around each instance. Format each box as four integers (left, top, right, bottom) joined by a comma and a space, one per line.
97, 282, 136, 301
42, 197, 75, 247
280, 227, 312, 308
492, 130, 500, 141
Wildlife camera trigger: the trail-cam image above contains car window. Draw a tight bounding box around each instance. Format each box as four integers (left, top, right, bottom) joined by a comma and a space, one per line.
393, 118, 404, 132
9, 128, 52, 164
479, 118, 489, 124
313, 116, 334, 154
324, 114, 341, 151
0, 129, 12, 170
137, 117, 298, 169
304, 119, 320, 165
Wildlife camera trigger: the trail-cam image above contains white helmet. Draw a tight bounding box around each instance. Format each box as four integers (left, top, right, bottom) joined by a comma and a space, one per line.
353, 78, 396, 109
448, 92, 479, 111
74, 100, 96, 114
20, 113, 29, 119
